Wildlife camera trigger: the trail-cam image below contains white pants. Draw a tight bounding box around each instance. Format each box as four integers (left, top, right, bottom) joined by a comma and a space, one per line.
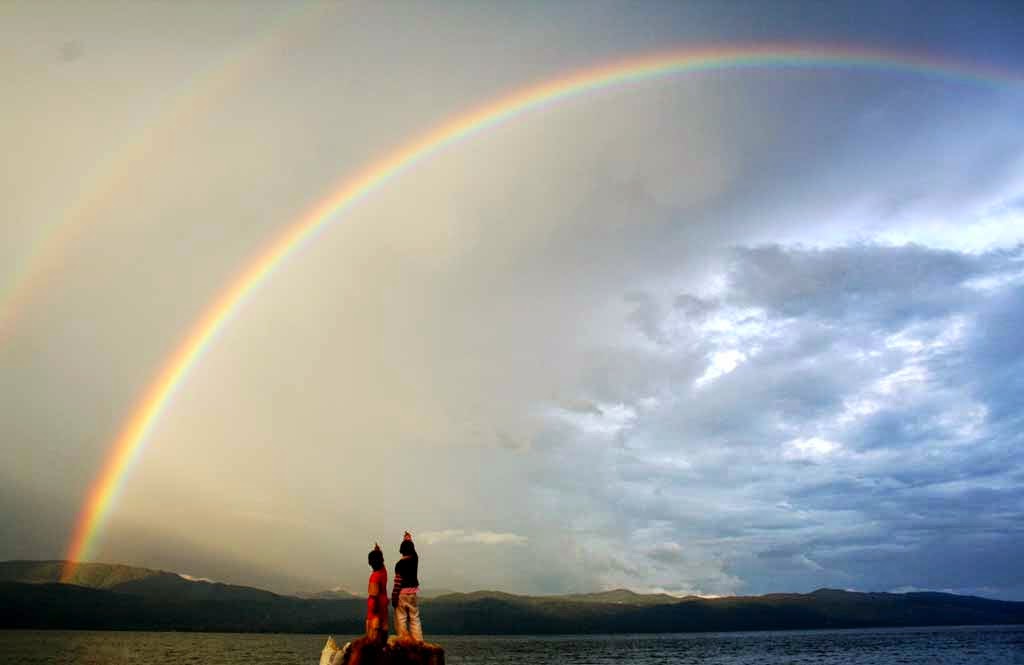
395, 593, 423, 641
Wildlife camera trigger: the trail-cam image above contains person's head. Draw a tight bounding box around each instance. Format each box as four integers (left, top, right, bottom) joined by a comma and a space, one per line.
368, 543, 384, 571
399, 533, 416, 557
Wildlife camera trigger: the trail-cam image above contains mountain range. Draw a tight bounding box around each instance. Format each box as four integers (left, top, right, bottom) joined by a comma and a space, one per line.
3, 560, 1022, 634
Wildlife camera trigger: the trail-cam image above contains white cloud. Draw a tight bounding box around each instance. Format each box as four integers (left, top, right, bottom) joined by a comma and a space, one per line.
179, 573, 217, 584
965, 268, 1024, 292
695, 349, 747, 388
782, 437, 842, 462
875, 204, 1024, 254
418, 530, 528, 546
836, 396, 882, 426
889, 585, 955, 594
883, 316, 967, 355
874, 365, 929, 397
552, 402, 637, 437
794, 554, 824, 571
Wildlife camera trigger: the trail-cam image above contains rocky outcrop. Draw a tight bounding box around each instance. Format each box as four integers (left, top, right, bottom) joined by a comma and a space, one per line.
320, 636, 445, 665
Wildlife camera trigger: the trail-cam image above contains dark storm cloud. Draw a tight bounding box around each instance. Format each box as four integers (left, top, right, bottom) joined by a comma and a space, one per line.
725, 244, 988, 324
534, 242, 1024, 597
966, 285, 1024, 416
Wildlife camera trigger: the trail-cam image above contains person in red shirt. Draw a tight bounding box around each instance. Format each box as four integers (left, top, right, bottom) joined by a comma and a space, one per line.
366, 543, 389, 644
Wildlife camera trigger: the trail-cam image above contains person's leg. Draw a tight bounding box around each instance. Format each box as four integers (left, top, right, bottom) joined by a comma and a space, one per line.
407, 594, 423, 642
394, 596, 409, 639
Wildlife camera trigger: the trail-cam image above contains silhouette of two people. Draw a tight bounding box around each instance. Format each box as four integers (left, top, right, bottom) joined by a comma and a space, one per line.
365, 532, 423, 644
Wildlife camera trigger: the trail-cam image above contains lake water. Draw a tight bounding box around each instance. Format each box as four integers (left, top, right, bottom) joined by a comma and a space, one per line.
2, 625, 1023, 664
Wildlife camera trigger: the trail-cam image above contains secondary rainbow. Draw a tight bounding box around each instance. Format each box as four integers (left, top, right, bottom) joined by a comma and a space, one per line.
61, 44, 1022, 580
0, 4, 333, 344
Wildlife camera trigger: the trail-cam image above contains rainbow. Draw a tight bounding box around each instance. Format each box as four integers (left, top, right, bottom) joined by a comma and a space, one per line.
61, 44, 1022, 579
0, 4, 333, 344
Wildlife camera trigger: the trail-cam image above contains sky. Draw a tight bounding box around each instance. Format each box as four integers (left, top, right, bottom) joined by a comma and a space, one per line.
2, 1, 1024, 600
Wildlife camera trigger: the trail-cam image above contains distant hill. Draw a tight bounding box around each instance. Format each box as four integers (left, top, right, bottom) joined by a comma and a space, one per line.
561, 588, 682, 605
0, 560, 280, 603
417, 587, 459, 599
0, 560, 159, 589
421, 587, 1024, 635
431, 588, 678, 605
2, 560, 1023, 634
0, 581, 365, 633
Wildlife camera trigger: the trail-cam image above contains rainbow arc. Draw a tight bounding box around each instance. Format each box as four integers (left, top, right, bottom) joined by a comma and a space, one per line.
61, 44, 1022, 581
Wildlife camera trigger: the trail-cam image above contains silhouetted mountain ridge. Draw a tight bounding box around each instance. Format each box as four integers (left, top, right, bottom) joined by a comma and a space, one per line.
431, 588, 682, 606
2, 560, 1022, 634
0, 560, 279, 602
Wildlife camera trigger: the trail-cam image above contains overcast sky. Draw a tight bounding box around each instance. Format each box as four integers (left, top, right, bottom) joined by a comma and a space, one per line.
2, 1, 1024, 600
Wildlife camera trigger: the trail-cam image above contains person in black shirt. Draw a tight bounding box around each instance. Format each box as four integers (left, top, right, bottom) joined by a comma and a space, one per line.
391, 531, 423, 641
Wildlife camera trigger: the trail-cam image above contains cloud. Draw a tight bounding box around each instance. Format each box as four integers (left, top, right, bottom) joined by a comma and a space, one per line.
723, 243, 986, 324
525, 241, 1024, 597
782, 437, 842, 463
179, 573, 216, 584
418, 530, 529, 546
695, 349, 748, 388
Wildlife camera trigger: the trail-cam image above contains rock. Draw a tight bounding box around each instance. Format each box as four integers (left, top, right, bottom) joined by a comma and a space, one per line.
320, 636, 345, 665
320, 636, 444, 665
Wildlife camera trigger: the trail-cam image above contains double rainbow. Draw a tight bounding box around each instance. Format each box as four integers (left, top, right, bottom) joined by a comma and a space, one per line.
61, 44, 1021, 580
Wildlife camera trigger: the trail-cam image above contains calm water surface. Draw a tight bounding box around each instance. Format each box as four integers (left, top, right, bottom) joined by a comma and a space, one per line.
2, 625, 1023, 664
